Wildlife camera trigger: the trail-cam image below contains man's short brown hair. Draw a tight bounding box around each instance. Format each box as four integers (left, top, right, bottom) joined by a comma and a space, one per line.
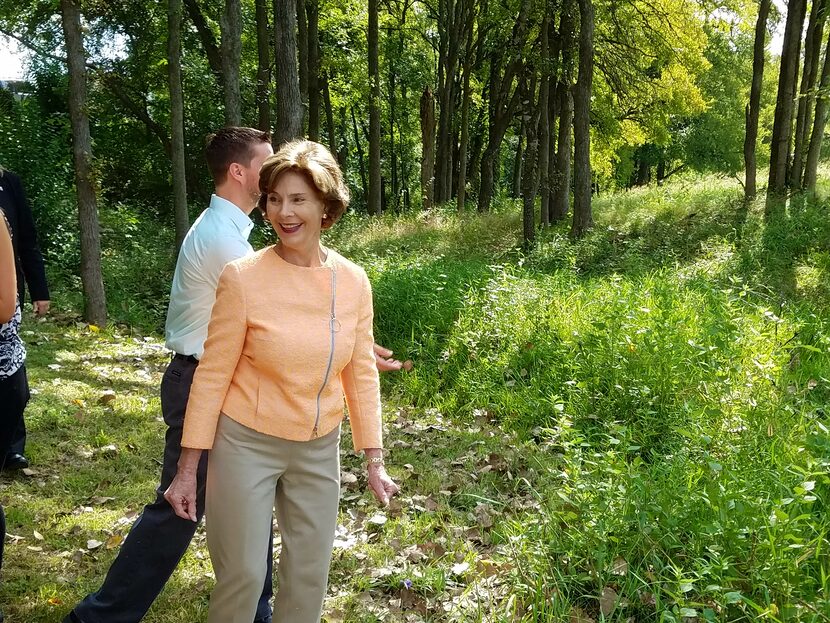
205, 127, 271, 184
258, 140, 349, 229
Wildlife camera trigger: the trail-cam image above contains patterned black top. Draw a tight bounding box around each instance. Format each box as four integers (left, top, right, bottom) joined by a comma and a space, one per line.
0, 209, 25, 377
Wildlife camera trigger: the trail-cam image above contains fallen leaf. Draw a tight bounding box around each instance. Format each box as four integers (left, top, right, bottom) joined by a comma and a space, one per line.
451, 561, 469, 575
600, 586, 619, 616
33, 530, 44, 541
98, 391, 117, 405
367, 513, 387, 526
91, 496, 116, 505
21, 467, 36, 477
611, 557, 628, 576
105, 534, 123, 549
87, 539, 104, 550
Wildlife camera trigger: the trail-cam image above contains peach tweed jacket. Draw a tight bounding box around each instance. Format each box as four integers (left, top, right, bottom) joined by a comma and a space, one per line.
181, 246, 382, 451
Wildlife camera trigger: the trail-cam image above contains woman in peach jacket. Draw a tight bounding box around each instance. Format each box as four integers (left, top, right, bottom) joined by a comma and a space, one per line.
165, 140, 399, 623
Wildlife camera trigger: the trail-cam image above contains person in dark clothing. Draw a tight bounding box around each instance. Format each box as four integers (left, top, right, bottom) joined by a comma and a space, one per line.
0, 168, 49, 471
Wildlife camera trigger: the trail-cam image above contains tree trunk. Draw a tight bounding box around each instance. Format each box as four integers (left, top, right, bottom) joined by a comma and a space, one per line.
793, 0, 827, 188
168, 0, 189, 251
420, 86, 436, 210
351, 106, 368, 203
522, 77, 542, 247
323, 72, 337, 157
457, 37, 474, 213
255, 0, 271, 132
306, 0, 320, 141
60, 0, 107, 325
338, 106, 349, 166
537, 17, 552, 228
368, 0, 382, 215
512, 120, 525, 198
571, 0, 594, 238
274, 0, 302, 145
552, 0, 576, 222
805, 30, 830, 192
388, 57, 398, 208
767, 0, 808, 199
220, 0, 242, 125
744, 0, 771, 201
297, 0, 308, 130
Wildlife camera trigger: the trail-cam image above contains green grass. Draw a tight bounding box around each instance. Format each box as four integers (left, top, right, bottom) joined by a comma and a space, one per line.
2, 173, 829, 621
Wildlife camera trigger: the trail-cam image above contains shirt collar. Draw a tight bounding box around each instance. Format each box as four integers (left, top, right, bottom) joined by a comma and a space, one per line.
209, 194, 254, 239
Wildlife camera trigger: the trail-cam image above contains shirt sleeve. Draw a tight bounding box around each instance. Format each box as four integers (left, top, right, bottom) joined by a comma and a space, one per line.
340, 270, 382, 451
202, 235, 252, 291
182, 262, 247, 449
8, 173, 49, 302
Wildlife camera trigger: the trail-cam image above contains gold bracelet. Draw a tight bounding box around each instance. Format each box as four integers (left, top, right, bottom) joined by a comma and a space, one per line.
366, 456, 385, 466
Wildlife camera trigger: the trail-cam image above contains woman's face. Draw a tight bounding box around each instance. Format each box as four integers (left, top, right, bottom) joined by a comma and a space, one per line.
265, 171, 326, 251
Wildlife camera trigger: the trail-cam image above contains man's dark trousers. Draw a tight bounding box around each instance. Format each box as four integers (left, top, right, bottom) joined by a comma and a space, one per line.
70, 356, 274, 623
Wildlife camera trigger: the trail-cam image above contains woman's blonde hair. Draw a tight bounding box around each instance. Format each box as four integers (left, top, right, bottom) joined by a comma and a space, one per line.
258, 140, 349, 229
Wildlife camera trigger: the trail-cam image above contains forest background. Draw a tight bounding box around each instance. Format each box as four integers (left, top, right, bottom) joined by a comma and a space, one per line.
0, 0, 829, 621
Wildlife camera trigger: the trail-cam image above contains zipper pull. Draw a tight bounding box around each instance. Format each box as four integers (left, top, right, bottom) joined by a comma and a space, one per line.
311, 425, 319, 439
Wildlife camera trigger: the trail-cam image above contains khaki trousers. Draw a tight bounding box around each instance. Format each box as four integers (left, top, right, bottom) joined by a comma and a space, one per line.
205, 415, 341, 623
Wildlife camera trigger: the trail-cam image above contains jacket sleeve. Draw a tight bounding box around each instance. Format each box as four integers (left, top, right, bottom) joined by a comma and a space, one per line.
8, 173, 49, 302
340, 270, 382, 451
182, 262, 247, 449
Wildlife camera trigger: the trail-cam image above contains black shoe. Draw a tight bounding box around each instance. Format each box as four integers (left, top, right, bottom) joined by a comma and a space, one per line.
62, 611, 82, 623
2, 453, 29, 471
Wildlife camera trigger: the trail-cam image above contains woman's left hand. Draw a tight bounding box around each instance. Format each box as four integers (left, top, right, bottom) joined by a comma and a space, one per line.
367, 464, 400, 506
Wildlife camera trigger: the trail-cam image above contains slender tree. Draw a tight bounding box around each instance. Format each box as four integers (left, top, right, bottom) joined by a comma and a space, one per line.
552, 0, 576, 222
274, 0, 302, 145
220, 0, 242, 125
368, 0, 382, 215
255, 0, 271, 132
744, 0, 771, 200
297, 0, 309, 129
792, 0, 827, 187
60, 0, 107, 324
521, 75, 542, 246
420, 86, 436, 210
767, 0, 807, 199
537, 16, 552, 227
804, 29, 830, 191
307, 0, 321, 141
457, 12, 476, 213
571, 0, 594, 237
168, 0, 189, 250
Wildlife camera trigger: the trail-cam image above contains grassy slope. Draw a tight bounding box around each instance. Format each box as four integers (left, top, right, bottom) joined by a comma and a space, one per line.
2, 174, 829, 622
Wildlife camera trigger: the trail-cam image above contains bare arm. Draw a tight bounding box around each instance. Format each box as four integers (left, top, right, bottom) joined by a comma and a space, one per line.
0, 215, 17, 323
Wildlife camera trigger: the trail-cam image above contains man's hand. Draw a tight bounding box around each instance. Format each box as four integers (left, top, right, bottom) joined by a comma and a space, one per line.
373, 343, 404, 373
32, 300, 50, 317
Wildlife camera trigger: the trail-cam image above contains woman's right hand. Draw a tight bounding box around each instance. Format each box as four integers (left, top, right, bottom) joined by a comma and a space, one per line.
163, 448, 202, 522
164, 470, 198, 521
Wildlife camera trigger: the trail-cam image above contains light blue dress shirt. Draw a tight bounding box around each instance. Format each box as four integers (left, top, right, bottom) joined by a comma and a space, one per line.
165, 195, 254, 359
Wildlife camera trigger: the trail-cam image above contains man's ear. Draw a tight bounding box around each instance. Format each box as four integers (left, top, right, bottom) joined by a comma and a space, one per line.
227, 162, 244, 183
